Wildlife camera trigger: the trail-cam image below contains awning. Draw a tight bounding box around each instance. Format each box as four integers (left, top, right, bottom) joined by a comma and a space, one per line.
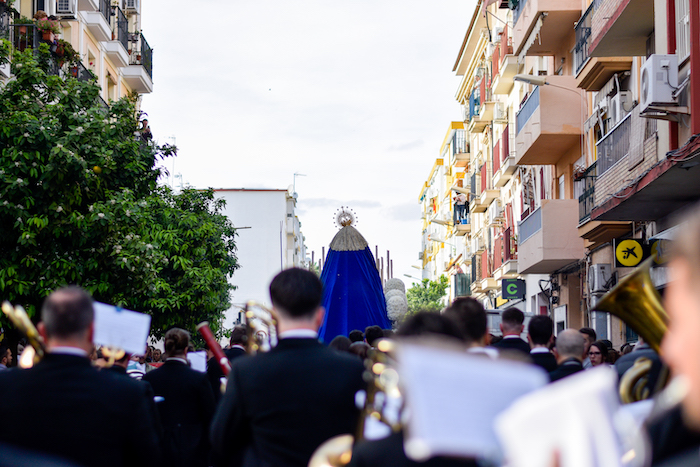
517, 13, 546, 65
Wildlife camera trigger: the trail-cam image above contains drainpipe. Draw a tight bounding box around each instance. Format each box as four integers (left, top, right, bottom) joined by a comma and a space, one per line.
690, 0, 700, 134
668, 0, 679, 150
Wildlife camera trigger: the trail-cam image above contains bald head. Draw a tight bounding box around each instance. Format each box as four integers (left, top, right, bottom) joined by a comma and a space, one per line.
41, 286, 94, 340
555, 329, 586, 362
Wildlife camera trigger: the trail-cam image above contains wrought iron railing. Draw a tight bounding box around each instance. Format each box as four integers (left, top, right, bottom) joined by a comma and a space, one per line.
95, 95, 110, 112
454, 273, 471, 297
112, 6, 128, 51
69, 60, 96, 82
470, 171, 480, 198
452, 129, 468, 156
129, 32, 153, 79
516, 86, 539, 134
573, 2, 594, 74
10, 24, 38, 52
597, 113, 631, 175
576, 161, 597, 223
99, 0, 111, 22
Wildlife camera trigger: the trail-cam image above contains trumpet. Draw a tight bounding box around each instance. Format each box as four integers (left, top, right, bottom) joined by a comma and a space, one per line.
244, 301, 278, 355
1, 301, 46, 368
309, 338, 401, 467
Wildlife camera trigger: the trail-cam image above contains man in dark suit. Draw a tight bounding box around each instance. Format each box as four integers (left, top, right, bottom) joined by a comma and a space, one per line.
549, 329, 586, 382
492, 307, 530, 356
443, 297, 498, 358
207, 325, 247, 401
0, 286, 161, 467
527, 315, 557, 372
211, 268, 365, 467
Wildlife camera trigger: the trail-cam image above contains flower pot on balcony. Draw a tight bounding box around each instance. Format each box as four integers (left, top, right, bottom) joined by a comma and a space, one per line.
18, 25, 27, 34
42, 31, 55, 42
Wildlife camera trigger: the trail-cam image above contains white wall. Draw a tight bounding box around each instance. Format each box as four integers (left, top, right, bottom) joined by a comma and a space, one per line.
214, 189, 299, 330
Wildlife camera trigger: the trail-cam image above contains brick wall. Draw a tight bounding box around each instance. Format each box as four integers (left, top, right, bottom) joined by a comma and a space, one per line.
594, 107, 659, 206
590, 0, 624, 47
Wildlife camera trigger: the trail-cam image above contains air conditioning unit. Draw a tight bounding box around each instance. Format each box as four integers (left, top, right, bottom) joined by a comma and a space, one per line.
640, 54, 678, 112
609, 91, 633, 125
56, 0, 76, 15
488, 200, 503, 225
472, 236, 486, 253
494, 102, 507, 122
588, 264, 612, 293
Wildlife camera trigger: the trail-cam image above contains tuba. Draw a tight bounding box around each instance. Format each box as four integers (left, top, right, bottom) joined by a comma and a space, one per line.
593, 256, 669, 402
244, 301, 278, 354
1, 301, 46, 368
308, 338, 401, 467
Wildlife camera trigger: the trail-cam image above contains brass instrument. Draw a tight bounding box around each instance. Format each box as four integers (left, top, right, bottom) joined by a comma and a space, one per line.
309, 339, 401, 467
244, 301, 278, 355
1, 301, 46, 368
593, 256, 669, 403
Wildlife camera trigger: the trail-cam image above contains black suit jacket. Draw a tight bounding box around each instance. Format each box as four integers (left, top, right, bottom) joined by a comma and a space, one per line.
0, 353, 161, 467
549, 358, 584, 382
143, 359, 217, 467
207, 346, 247, 403
211, 338, 365, 467
492, 336, 531, 356
530, 351, 558, 373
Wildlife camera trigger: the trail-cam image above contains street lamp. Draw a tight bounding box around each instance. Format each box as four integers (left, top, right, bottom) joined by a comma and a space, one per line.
404, 274, 422, 281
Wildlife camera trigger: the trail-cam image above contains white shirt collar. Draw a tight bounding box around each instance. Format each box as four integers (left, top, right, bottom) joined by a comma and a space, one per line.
49, 346, 88, 357
166, 357, 188, 365
279, 329, 318, 339
231, 344, 245, 351
467, 346, 499, 358
503, 334, 522, 339
530, 347, 550, 354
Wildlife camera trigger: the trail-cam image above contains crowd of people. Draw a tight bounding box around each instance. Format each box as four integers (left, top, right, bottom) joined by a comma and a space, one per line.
5, 207, 700, 466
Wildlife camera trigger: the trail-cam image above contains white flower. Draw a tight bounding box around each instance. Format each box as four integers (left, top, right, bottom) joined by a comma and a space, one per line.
2, 201, 7, 206
14, 161, 20, 167
88, 205, 94, 212
40, 126, 45, 131
16, 217, 22, 223
24, 233, 30, 239
16, 205, 23, 210
23, 133, 30, 138
110, 199, 116, 205
56, 206, 63, 212
32, 162, 37, 167
75, 127, 84, 135
145, 244, 153, 249
22, 94, 28, 99
125, 234, 133, 240
125, 210, 131, 217
56, 143, 63, 149
37, 181, 43, 186
15, 178, 23, 184
97, 213, 105, 219
16, 63, 22, 69
122, 258, 128, 263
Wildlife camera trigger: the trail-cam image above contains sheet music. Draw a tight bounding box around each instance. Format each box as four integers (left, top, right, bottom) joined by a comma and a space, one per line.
93, 302, 151, 355
495, 367, 624, 467
188, 350, 207, 373
396, 340, 549, 462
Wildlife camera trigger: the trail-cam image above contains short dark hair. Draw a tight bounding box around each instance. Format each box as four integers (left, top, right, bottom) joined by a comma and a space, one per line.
41, 286, 94, 339
443, 298, 487, 343
269, 268, 323, 319
0, 345, 9, 363
528, 315, 553, 346
329, 335, 352, 353
229, 325, 247, 346
396, 311, 464, 342
579, 327, 597, 341
164, 328, 190, 357
501, 307, 524, 328
364, 325, 384, 346
348, 329, 364, 343
349, 342, 370, 360
590, 341, 609, 361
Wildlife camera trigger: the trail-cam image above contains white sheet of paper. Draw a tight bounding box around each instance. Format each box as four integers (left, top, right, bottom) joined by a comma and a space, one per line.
93, 302, 151, 356
188, 350, 207, 373
494, 366, 624, 467
397, 341, 549, 462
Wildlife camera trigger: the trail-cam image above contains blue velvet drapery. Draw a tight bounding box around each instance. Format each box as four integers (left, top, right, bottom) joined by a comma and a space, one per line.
318, 246, 391, 343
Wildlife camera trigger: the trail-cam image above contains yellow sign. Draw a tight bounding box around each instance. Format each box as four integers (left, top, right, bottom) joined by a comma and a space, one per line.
495, 296, 509, 308
615, 239, 644, 267
651, 239, 671, 265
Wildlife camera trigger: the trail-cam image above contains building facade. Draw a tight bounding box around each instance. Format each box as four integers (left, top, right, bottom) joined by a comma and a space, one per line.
1, 0, 153, 101
213, 189, 308, 330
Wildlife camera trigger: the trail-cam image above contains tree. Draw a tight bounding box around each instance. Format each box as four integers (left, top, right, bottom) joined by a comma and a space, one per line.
406, 276, 450, 313
0, 45, 238, 344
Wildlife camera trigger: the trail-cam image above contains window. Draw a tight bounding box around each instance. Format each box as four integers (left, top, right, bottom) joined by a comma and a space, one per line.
676, 0, 690, 61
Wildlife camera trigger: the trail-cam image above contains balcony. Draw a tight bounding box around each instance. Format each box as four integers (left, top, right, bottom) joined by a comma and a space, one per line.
514, 76, 582, 166
468, 171, 487, 213
517, 199, 585, 274
479, 162, 499, 206
454, 273, 471, 297
575, 161, 597, 224
596, 112, 631, 176
470, 254, 484, 295
81, 0, 111, 42
455, 151, 470, 168
493, 125, 517, 188
493, 55, 519, 95
512, 0, 582, 57
78, 0, 99, 10
469, 89, 496, 133
453, 204, 470, 236
123, 32, 153, 93
104, 6, 129, 67
589, 0, 654, 57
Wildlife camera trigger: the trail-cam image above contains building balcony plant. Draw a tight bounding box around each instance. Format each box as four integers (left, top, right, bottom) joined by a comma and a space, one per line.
36, 19, 60, 42
53, 39, 79, 67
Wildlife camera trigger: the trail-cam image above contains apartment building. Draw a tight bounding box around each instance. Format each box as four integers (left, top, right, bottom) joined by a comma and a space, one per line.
1, 0, 153, 102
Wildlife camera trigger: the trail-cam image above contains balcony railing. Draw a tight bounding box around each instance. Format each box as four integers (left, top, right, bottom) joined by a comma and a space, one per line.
471, 254, 482, 284
504, 226, 517, 261
10, 24, 38, 52
129, 32, 153, 79
470, 171, 480, 198
596, 113, 631, 175
0, 3, 10, 41
452, 129, 468, 156
516, 86, 539, 135
453, 205, 470, 225
493, 140, 501, 174
573, 2, 594, 74
112, 6, 128, 51
519, 206, 542, 245
99, 0, 111, 22
576, 161, 597, 223
469, 88, 480, 121
454, 273, 471, 297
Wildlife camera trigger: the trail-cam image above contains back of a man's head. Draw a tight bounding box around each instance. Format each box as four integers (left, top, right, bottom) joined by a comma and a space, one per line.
528, 315, 553, 346
443, 297, 487, 344
396, 311, 464, 342
364, 325, 384, 347
555, 329, 585, 360
579, 327, 596, 342
348, 329, 364, 343
230, 325, 247, 346
269, 268, 323, 319
41, 286, 94, 340
501, 307, 524, 333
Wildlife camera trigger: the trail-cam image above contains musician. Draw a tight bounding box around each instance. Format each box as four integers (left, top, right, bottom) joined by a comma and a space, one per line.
443, 297, 497, 358
549, 329, 585, 382
0, 344, 11, 370
0, 286, 161, 467
210, 268, 365, 467
527, 315, 557, 372
143, 328, 216, 467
